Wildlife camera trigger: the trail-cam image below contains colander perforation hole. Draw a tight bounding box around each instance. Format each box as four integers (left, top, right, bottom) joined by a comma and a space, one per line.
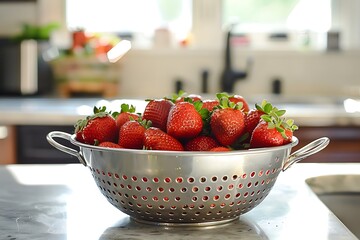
212, 176, 218, 182
132, 176, 138, 181
158, 187, 164, 193
222, 176, 228, 181
188, 177, 195, 183
165, 177, 171, 183
192, 186, 199, 193
242, 174, 247, 179
202, 196, 209, 201
250, 171, 256, 178
213, 195, 220, 201
176, 177, 183, 183
169, 188, 175, 192
200, 177, 207, 183
181, 187, 188, 193
204, 186, 211, 192
247, 182, 252, 188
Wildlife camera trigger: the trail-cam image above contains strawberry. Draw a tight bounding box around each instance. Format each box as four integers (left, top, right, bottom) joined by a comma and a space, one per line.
166, 101, 205, 139
75, 106, 118, 145
115, 103, 139, 129
118, 119, 150, 149
202, 99, 219, 111
99, 142, 123, 148
250, 114, 298, 148
245, 100, 275, 135
229, 95, 250, 113
210, 96, 245, 146
74, 120, 85, 143
184, 135, 220, 151
210, 146, 231, 152
143, 99, 174, 132
143, 127, 184, 151
176, 94, 202, 103
171, 90, 202, 103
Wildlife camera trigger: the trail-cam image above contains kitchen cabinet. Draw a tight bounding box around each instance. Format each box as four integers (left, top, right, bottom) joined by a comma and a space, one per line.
0, 125, 16, 164
16, 125, 78, 164
293, 126, 360, 163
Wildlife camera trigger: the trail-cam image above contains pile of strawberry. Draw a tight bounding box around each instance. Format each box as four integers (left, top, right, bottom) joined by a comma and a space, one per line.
74, 92, 298, 151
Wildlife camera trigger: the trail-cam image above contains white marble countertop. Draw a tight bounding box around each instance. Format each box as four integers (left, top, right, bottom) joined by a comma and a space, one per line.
0, 163, 358, 240
0, 97, 360, 126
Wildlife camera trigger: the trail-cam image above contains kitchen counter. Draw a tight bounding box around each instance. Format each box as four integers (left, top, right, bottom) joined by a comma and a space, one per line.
0, 163, 358, 240
0, 97, 360, 126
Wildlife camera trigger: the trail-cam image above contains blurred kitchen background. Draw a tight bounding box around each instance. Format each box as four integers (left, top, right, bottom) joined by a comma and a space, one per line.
0, 0, 359, 164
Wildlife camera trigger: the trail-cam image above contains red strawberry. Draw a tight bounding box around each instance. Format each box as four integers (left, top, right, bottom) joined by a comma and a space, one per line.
245, 108, 264, 135
143, 127, 184, 151
283, 129, 293, 144
75, 106, 118, 145
210, 97, 245, 146
245, 100, 285, 137
99, 142, 122, 148
115, 104, 139, 129
118, 119, 150, 149
210, 146, 231, 152
184, 135, 220, 151
143, 99, 174, 132
250, 117, 297, 148
74, 121, 85, 143
176, 94, 202, 103
167, 101, 204, 139
250, 121, 285, 148
202, 99, 219, 111
229, 94, 250, 113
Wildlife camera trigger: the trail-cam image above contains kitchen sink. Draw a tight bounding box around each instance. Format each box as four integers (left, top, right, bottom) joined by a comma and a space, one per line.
306, 175, 360, 238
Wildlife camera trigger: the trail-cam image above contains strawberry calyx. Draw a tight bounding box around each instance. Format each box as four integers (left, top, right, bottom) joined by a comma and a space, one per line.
215, 93, 243, 110
252, 99, 298, 139
112, 103, 138, 119
74, 106, 112, 133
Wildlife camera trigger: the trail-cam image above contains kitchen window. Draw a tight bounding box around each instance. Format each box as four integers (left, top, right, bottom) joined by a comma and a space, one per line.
65, 0, 336, 50
66, 0, 192, 42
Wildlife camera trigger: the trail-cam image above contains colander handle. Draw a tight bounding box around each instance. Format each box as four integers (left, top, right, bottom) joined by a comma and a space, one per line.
283, 137, 330, 171
46, 131, 87, 166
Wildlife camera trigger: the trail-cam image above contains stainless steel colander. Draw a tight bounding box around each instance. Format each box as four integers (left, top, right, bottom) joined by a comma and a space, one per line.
47, 131, 329, 226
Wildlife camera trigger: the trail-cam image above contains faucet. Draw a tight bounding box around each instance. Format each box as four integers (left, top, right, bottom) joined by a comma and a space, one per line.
220, 25, 251, 93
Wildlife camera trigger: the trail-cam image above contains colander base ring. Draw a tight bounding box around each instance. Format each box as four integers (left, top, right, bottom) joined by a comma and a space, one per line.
130, 216, 239, 227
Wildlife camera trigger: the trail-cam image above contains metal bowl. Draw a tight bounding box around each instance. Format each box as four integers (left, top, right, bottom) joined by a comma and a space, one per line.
47, 131, 329, 226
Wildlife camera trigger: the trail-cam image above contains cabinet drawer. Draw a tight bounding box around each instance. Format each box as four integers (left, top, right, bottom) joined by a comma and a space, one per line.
293, 126, 360, 163
0, 126, 16, 164
16, 125, 78, 164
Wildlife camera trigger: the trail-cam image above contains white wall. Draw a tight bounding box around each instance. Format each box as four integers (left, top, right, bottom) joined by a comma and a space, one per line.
117, 49, 360, 99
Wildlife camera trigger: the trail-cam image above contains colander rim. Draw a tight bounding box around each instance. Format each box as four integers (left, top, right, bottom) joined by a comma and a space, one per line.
70, 134, 299, 156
